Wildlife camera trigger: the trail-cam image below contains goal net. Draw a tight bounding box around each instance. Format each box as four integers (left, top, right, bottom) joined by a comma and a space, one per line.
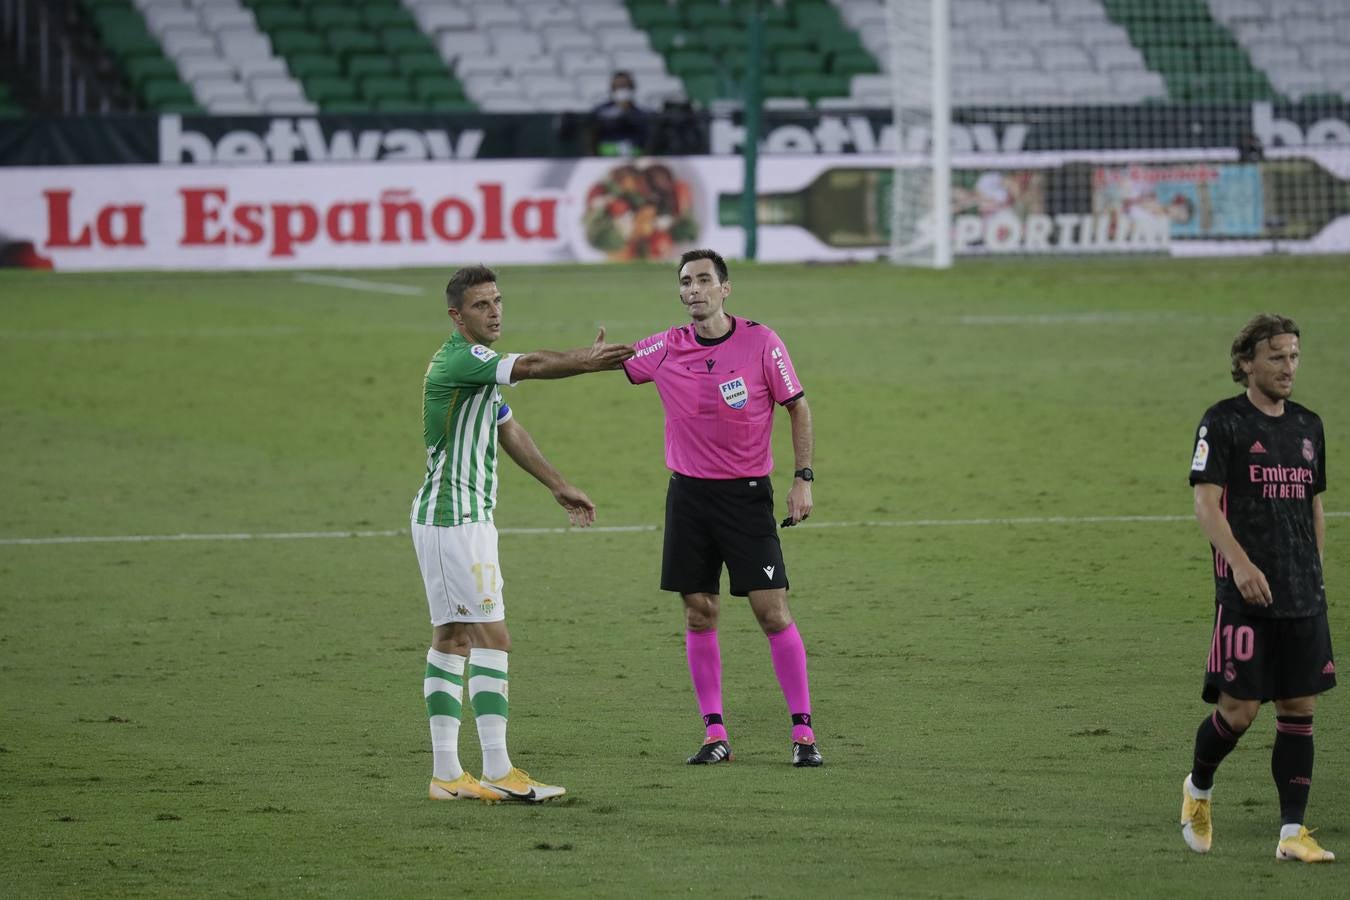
854, 0, 1350, 262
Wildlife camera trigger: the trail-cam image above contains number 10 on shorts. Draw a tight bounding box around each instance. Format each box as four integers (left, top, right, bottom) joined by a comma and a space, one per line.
1221, 624, 1255, 661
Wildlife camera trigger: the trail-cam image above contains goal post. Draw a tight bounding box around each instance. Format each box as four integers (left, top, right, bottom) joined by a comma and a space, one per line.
887, 0, 953, 268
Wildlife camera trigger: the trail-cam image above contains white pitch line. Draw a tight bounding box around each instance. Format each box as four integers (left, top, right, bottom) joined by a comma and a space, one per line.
293, 273, 424, 296
0, 525, 657, 546
2, 513, 1346, 547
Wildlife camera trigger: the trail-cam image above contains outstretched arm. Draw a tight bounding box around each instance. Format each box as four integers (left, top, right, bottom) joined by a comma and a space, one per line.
784, 396, 814, 525
510, 327, 634, 381
498, 417, 597, 527
1194, 482, 1271, 606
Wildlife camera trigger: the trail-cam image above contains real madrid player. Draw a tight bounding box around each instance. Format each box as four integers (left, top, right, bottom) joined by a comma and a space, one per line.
623, 249, 823, 768
413, 265, 632, 802
1180, 314, 1336, 862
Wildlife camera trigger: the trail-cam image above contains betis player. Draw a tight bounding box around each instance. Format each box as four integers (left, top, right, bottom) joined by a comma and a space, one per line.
413, 265, 633, 802
1180, 314, 1336, 862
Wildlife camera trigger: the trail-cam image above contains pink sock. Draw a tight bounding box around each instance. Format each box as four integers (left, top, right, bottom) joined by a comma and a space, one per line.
685, 629, 727, 741
767, 623, 815, 744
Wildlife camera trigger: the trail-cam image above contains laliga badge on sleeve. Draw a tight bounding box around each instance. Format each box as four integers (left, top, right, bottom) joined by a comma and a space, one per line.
471, 344, 497, 362
1191, 439, 1210, 472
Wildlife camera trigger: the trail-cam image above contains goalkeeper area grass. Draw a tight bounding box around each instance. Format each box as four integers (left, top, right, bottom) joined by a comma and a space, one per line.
2, 256, 1348, 897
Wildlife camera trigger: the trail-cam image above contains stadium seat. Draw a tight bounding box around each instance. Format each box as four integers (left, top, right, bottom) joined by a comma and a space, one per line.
289, 53, 341, 80
559, 51, 614, 78
309, 6, 363, 30
399, 52, 447, 78
271, 29, 325, 56
598, 28, 651, 52
415, 6, 472, 33
124, 53, 178, 91
348, 55, 397, 81
145, 7, 201, 37
547, 29, 598, 53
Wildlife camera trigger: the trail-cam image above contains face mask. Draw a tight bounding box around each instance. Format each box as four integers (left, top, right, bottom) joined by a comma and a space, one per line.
612, 88, 635, 103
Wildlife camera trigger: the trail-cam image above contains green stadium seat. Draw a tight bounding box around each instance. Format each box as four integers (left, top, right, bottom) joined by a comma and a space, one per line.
776, 50, 823, 76
255, 6, 307, 31
289, 53, 342, 79
347, 55, 396, 80
762, 26, 811, 52
815, 31, 866, 57
796, 3, 846, 36
412, 75, 464, 102
360, 76, 411, 102
668, 50, 717, 77
272, 29, 326, 55
310, 6, 362, 29
304, 75, 358, 104
681, 74, 720, 105
686, 5, 739, 29
142, 78, 194, 108
631, 3, 681, 30
123, 55, 178, 92
365, 7, 411, 29
703, 28, 746, 54
381, 28, 433, 54
425, 98, 476, 113
648, 27, 692, 54
399, 52, 447, 78
322, 99, 376, 113
759, 73, 797, 97
327, 29, 381, 59
761, 5, 791, 27
795, 73, 848, 101
829, 54, 879, 78
374, 98, 426, 113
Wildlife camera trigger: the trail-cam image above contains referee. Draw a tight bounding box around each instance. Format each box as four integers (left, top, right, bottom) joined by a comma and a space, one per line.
1180, 314, 1335, 862
622, 249, 823, 768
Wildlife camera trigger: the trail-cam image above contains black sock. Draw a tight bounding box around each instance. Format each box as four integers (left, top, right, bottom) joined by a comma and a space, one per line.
1272, 716, 1314, 826
1192, 711, 1245, 791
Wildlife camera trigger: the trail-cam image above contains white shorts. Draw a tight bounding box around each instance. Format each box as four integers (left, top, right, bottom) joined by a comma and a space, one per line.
411, 521, 506, 625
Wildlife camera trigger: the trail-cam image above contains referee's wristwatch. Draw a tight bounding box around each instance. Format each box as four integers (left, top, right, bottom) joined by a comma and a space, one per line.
793, 467, 814, 482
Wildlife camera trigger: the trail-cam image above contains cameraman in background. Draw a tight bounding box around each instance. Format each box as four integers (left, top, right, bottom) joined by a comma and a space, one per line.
589, 71, 650, 157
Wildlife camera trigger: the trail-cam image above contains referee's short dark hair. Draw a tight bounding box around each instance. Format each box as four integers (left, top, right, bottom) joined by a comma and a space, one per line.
1231, 313, 1299, 384
679, 249, 729, 283
446, 265, 497, 310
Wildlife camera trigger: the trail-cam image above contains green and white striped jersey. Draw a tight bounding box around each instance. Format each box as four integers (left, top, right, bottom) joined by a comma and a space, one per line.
411, 333, 518, 527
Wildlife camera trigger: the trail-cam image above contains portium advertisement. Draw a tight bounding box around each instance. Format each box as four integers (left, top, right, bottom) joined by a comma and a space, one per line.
2, 154, 1348, 270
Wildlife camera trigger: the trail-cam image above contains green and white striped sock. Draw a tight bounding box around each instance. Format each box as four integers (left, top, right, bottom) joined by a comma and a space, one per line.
468, 647, 512, 780
424, 648, 465, 782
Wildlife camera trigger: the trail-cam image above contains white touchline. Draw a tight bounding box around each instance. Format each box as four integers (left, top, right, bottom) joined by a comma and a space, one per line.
293, 273, 425, 296
1, 513, 1345, 547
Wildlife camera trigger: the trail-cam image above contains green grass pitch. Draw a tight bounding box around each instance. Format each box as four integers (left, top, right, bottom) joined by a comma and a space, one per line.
2, 256, 1348, 898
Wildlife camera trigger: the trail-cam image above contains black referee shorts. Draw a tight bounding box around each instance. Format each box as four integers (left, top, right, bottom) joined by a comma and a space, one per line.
661, 472, 789, 597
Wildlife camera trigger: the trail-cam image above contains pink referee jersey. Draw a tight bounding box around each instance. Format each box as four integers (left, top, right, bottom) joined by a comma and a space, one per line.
622, 315, 804, 479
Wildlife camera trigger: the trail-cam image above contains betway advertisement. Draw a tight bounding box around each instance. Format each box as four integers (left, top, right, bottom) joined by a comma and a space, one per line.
1, 153, 1347, 270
